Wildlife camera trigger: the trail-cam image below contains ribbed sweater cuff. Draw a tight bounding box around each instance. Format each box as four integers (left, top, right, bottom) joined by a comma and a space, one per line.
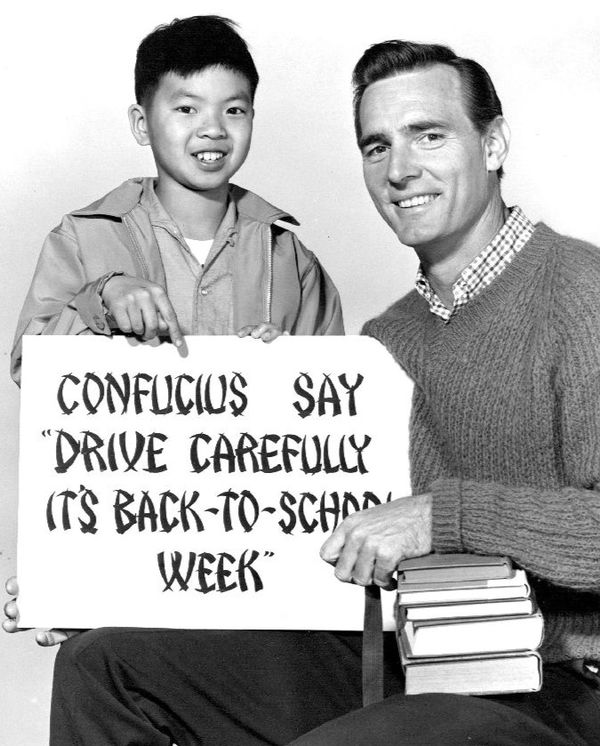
540, 611, 600, 662
430, 477, 463, 552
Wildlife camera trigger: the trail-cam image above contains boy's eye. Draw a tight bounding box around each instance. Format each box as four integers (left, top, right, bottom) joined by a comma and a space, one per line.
226, 106, 247, 115
176, 106, 195, 114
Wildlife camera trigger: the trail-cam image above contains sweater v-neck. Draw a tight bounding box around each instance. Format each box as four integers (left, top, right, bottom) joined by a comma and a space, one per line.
405, 224, 556, 357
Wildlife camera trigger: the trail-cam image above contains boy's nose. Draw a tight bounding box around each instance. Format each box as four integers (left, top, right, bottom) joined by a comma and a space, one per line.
196, 113, 226, 139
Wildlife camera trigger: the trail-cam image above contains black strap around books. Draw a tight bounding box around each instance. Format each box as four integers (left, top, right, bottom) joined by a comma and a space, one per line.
362, 584, 384, 706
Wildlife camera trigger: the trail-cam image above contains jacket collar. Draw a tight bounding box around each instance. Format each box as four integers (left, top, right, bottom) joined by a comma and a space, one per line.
70, 177, 300, 226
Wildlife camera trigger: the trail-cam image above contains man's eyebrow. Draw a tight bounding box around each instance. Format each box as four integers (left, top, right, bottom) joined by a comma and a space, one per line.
359, 119, 451, 149
358, 132, 388, 150
401, 119, 449, 133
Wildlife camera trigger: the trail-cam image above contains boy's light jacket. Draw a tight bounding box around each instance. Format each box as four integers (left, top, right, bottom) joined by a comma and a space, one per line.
11, 179, 344, 383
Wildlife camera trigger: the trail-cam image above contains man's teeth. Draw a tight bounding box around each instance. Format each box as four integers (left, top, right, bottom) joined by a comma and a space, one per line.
195, 152, 224, 162
398, 194, 438, 208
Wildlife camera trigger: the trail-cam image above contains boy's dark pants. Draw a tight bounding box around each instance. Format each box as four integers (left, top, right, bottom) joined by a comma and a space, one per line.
50, 628, 600, 746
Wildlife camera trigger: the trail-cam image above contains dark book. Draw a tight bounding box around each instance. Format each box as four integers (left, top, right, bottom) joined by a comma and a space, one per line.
396, 569, 530, 606
397, 553, 513, 584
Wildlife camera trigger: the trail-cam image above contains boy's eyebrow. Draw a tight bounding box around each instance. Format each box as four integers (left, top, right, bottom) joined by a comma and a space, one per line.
169, 88, 252, 103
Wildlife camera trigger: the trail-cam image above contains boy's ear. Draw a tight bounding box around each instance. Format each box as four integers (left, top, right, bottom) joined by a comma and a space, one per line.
128, 104, 151, 146
484, 115, 510, 173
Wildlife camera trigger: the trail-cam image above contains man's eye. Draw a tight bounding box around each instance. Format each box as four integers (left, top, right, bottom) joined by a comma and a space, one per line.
420, 133, 444, 147
364, 145, 388, 160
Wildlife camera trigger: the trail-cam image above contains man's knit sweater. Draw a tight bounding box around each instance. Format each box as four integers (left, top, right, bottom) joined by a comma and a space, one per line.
363, 223, 600, 664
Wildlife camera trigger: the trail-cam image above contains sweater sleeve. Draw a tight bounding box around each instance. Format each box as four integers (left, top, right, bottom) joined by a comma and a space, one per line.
11, 217, 115, 385
430, 274, 600, 593
430, 476, 600, 591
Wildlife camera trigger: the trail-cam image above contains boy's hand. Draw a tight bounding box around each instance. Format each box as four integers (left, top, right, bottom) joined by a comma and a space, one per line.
237, 323, 288, 343
101, 275, 185, 350
3, 576, 80, 647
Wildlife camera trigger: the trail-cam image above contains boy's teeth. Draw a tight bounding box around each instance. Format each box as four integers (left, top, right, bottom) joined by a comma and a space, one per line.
196, 152, 224, 162
398, 194, 437, 208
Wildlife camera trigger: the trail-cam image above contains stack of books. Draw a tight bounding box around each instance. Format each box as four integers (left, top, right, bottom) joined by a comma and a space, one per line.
395, 554, 544, 696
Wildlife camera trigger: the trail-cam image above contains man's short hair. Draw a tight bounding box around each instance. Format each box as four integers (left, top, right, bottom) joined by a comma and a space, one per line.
135, 16, 259, 106
352, 40, 504, 177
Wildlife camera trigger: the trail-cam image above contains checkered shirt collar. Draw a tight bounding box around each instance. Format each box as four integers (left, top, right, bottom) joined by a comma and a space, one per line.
415, 206, 535, 322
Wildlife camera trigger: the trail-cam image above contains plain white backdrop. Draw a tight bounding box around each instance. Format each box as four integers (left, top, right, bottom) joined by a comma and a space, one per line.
1, 1, 599, 742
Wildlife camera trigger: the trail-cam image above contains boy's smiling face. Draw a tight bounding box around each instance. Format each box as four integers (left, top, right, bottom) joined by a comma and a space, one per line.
129, 66, 253, 198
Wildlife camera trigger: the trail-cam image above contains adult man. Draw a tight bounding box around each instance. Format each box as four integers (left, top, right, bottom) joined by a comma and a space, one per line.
290, 39, 600, 745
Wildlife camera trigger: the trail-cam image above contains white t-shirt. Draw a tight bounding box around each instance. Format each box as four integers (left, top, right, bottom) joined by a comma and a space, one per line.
185, 237, 213, 267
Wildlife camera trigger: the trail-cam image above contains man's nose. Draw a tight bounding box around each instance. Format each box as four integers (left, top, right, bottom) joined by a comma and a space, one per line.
387, 143, 422, 185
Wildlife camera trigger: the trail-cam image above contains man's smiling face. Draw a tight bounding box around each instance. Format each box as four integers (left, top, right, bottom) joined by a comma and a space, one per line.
359, 65, 498, 257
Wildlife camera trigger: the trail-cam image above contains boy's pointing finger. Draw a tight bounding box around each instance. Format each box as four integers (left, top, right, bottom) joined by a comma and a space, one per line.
155, 295, 186, 352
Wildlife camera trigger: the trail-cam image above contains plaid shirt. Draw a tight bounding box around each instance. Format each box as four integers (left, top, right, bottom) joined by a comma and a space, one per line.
415, 206, 535, 322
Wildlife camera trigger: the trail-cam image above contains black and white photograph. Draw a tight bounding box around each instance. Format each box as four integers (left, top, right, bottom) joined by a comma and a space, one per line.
2, 1, 600, 743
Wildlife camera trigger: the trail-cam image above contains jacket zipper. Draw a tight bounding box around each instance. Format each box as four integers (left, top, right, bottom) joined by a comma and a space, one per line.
123, 214, 150, 279
264, 227, 273, 324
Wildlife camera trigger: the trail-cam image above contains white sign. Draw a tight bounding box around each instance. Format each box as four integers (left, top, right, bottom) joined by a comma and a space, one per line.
18, 336, 412, 630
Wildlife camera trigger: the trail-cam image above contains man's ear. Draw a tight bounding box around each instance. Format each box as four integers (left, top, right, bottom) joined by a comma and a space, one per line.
128, 104, 151, 146
484, 116, 510, 173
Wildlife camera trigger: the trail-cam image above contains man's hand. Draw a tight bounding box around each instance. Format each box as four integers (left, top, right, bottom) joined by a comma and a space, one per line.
101, 275, 185, 350
3, 576, 80, 646
320, 494, 433, 589
237, 323, 288, 343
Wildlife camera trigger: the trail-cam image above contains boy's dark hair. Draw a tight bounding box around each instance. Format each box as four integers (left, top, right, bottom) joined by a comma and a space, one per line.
135, 16, 259, 105
352, 40, 505, 178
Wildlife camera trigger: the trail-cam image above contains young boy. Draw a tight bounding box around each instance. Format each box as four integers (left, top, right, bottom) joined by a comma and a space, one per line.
5, 16, 345, 745
10, 15, 343, 384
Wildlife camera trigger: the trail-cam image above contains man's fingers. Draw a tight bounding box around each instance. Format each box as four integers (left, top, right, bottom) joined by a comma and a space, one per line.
333, 548, 359, 583
2, 618, 23, 634
3, 598, 18, 620
320, 525, 361, 583
3, 577, 80, 643
3, 577, 21, 632
320, 526, 346, 564
35, 629, 79, 647
350, 546, 379, 586
371, 556, 397, 589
